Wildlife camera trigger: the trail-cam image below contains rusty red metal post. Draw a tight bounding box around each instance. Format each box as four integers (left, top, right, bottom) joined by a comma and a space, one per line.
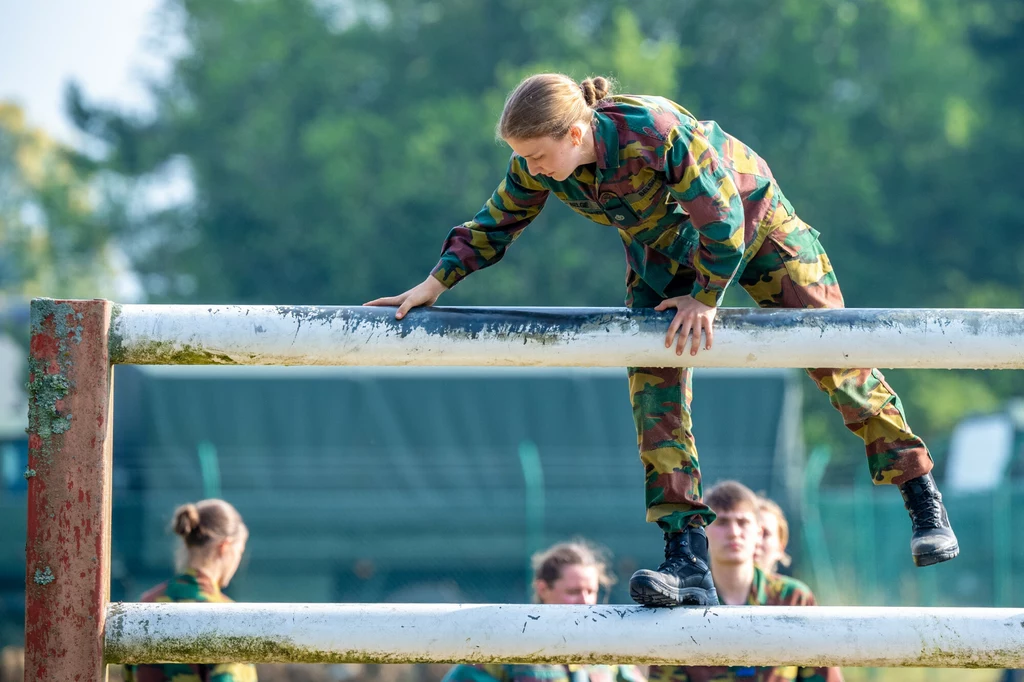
25, 300, 114, 682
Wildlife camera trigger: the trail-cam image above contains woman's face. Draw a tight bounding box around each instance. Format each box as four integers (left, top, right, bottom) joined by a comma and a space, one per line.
535, 564, 600, 605
506, 123, 589, 181
755, 512, 784, 572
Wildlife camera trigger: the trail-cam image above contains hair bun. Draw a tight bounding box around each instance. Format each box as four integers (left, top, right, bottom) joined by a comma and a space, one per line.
173, 503, 201, 538
580, 77, 611, 106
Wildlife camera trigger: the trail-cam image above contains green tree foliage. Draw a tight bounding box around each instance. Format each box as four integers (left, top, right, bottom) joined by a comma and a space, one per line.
0, 102, 118, 301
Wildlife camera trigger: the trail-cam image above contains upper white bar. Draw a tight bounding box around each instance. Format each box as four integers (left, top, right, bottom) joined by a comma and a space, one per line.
104, 602, 1024, 667
108, 305, 1024, 369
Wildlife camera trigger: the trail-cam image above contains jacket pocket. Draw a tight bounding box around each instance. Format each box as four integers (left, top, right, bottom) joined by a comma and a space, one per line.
599, 192, 643, 227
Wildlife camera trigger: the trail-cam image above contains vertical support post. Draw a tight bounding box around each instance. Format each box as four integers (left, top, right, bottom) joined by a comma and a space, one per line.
24, 300, 114, 682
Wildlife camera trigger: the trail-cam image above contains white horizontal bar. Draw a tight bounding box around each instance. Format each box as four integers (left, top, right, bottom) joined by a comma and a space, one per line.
106, 304, 1024, 369
105, 602, 1024, 668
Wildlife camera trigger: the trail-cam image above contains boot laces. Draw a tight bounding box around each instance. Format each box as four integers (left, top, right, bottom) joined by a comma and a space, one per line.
905, 481, 944, 529
910, 499, 943, 528
658, 533, 699, 573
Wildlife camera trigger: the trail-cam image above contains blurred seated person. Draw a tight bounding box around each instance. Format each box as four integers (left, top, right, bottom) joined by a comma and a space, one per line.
754, 495, 792, 575
649, 482, 842, 682
442, 540, 647, 682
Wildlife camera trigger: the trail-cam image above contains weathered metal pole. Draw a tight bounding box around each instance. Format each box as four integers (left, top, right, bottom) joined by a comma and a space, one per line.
105, 602, 1024, 668
108, 304, 1024, 369
25, 300, 114, 681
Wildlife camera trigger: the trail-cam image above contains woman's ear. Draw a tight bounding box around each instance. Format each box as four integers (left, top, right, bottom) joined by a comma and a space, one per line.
217, 539, 232, 558
570, 123, 583, 146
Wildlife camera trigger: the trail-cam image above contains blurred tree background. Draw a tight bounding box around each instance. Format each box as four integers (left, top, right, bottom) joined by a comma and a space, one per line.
0, 104, 121, 302
5, 0, 1024, 466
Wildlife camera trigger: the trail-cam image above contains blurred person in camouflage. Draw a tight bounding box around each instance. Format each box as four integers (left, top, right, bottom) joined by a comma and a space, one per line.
754, 496, 791, 576
125, 499, 257, 682
441, 540, 646, 682
649, 481, 842, 682
366, 73, 957, 608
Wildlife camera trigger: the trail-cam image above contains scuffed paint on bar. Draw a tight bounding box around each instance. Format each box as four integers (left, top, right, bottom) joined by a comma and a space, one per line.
107, 304, 1024, 369
26, 299, 114, 681
105, 602, 1024, 668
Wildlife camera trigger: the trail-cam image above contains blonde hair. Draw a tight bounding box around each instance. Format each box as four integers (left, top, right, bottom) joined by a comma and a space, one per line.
530, 539, 616, 603
497, 74, 613, 141
757, 496, 792, 569
172, 499, 248, 570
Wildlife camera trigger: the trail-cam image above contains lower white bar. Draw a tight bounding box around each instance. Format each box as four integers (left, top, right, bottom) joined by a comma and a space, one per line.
105, 602, 1024, 667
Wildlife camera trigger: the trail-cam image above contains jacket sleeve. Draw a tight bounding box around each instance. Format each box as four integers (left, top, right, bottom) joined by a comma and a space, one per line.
431, 156, 549, 288
616, 665, 650, 682
208, 663, 259, 681
442, 664, 508, 682
798, 665, 845, 682
646, 665, 689, 682
662, 123, 745, 306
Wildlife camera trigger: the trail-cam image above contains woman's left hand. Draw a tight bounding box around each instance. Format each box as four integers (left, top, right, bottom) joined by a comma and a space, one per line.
655, 295, 718, 356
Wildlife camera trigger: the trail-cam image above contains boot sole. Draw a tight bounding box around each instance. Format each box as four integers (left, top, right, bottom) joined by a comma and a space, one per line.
914, 544, 959, 567
629, 575, 720, 608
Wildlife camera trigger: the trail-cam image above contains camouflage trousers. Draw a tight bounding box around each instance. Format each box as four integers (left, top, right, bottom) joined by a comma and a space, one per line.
626, 208, 934, 531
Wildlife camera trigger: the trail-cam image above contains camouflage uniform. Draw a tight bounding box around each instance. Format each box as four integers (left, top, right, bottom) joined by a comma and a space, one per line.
647, 568, 842, 682
444, 663, 647, 682
124, 570, 258, 682
433, 95, 932, 531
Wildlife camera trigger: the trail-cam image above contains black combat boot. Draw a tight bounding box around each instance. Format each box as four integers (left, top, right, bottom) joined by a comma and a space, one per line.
629, 526, 719, 607
899, 473, 959, 567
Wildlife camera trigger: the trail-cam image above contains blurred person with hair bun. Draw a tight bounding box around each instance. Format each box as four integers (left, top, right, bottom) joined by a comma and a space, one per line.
124, 499, 257, 682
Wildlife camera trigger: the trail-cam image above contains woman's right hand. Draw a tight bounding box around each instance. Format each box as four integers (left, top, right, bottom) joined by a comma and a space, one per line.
364, 276, 448, 319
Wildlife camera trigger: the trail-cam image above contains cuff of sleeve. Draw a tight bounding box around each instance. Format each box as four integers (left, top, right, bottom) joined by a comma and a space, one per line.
430, 262, 462, 290
690, 284, 724, 307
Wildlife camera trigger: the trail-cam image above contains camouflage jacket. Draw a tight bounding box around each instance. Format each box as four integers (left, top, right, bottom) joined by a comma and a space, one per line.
444, 664, 647, 682
124, 570, 258, 682
648, 568, 842, 682
431, 95, 795, 305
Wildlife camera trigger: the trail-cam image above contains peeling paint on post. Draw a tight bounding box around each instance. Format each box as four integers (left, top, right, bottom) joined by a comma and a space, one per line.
26, 299, 114, 682
104, 602, 1024, 668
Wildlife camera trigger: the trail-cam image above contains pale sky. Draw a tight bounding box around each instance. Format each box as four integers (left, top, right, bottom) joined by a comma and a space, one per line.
0, 0, 169, 145
0, 0, 176, 302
